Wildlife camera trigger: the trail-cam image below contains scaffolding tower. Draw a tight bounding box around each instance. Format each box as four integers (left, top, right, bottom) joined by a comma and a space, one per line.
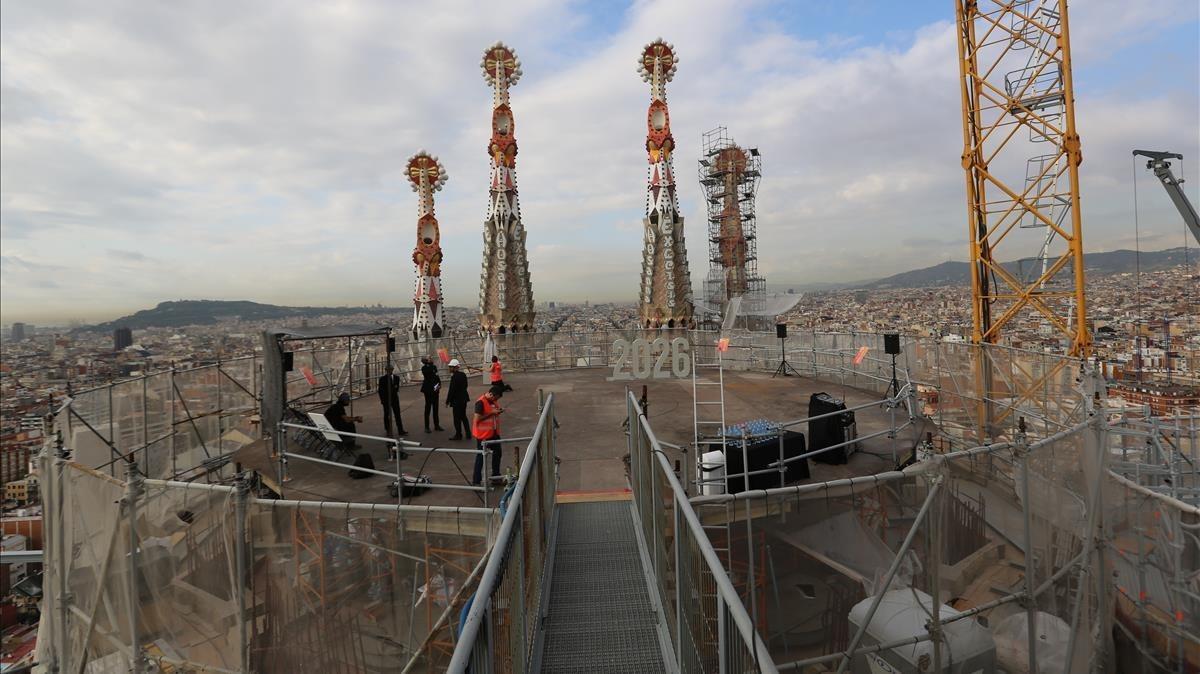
699, 127, 767, 329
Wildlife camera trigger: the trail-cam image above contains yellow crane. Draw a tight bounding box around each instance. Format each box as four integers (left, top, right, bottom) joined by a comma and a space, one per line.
955, 0, 1091, 357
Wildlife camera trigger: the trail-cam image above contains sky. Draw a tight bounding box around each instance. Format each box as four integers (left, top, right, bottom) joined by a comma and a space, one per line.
2, 0, 1197, 325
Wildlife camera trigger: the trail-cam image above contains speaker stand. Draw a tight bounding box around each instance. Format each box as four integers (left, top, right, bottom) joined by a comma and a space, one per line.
772, 337, 800, 378
886, 353, 901, 398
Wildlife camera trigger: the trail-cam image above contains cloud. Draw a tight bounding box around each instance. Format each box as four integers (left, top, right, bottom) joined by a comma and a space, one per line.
1, 0, 1196, 324
107, 249, 149, 262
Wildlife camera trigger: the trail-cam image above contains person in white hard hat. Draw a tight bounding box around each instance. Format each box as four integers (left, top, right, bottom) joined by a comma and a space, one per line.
444, 358, 470, 440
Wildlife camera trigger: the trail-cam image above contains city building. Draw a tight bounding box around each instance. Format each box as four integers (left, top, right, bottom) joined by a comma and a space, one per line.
113, 326, 133, 351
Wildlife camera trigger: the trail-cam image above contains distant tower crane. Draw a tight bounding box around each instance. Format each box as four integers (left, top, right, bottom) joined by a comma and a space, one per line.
955, 0, 1091, 357
1132, 150, 1200, 246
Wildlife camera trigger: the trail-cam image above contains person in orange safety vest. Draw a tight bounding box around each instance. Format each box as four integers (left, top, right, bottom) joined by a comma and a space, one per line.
489, 355, 513, 392
471, 386, 504, 485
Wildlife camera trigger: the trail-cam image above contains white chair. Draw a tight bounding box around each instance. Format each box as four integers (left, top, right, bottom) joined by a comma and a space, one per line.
308, 412, 348, 446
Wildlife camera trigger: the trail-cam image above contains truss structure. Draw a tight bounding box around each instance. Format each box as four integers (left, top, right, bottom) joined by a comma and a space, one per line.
478, 42, 535, 334
698, 127, 766, 328
954, 0, 1090, 356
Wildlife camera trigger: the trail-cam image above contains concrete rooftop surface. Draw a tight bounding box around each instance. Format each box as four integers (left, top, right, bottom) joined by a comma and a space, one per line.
234, 367, 926, 507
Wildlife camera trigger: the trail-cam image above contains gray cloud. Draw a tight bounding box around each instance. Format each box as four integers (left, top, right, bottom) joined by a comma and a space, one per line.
1, 0, 1196, 324
107, 249, 149, 262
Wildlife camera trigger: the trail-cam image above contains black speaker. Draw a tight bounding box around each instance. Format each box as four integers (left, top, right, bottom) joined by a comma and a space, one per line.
282, 352, 294, 372
884, 333, 901, 355
809, 393, 858, 464
714, 431, 809, 494
348, 453, 375, 479
776, 323, 788, 339
386, 336, 396, 353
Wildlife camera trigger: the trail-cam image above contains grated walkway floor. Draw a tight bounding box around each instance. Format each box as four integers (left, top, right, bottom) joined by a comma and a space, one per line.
539, 501, 667, 673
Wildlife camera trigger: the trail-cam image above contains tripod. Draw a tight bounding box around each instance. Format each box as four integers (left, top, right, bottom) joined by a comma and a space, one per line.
772, 336, 799, 378
886, 352, 901, 398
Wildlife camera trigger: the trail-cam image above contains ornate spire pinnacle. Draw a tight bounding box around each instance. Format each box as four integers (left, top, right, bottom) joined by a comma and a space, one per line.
478, 42, 535, 333
406, 151, 448, 338
637, 39, 693, 329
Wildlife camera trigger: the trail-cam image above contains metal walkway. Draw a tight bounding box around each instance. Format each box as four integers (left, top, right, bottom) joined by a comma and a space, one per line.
538, 501, 668, 673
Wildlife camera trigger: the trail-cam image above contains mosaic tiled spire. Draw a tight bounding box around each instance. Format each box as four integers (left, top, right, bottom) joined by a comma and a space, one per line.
406, 151, 448, 338
478, 42, 535, 333
637, 38, 693, 328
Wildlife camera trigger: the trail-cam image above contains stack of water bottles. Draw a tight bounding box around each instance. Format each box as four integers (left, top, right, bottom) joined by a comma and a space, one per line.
721, 419, 781, 450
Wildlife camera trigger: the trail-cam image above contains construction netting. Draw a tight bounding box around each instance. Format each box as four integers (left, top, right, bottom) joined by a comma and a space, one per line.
1106, 467, 1200, 671
677, 369, 1198, 672
41, 330, 1199, 672
37, 460, 497, 674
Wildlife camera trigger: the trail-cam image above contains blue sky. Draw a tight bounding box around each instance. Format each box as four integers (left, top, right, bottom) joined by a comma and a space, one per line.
2, 0, 1197, 324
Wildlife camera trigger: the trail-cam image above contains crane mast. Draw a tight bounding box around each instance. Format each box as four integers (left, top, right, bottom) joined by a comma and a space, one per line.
954, 0, 1091, 357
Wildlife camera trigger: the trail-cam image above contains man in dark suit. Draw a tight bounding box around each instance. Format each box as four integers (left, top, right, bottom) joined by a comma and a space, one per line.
444, 358, 470, 440
420, 356, 444, 433
377, 364, 407, 438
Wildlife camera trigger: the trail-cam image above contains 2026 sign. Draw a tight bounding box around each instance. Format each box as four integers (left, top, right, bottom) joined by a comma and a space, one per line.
608, 337, 691, 380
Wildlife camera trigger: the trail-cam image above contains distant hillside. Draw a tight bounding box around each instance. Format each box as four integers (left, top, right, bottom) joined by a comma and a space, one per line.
82, 300, 402, 332
862, 247, 1192, 290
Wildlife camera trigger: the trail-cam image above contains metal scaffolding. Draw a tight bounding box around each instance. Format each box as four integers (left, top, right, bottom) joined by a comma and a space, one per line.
699, 127, 767, 330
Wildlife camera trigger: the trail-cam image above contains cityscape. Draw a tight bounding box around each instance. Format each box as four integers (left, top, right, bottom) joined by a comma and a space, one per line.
5, 259, 1196, 502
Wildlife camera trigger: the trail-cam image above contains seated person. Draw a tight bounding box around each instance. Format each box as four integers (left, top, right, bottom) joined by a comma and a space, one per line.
324, 392, 363, 449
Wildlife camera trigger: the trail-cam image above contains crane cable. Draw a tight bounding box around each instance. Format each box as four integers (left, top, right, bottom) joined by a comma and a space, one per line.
1131, 155, 1144, 325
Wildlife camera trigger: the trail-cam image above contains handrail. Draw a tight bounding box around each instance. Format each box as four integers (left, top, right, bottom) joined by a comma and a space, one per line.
629, 390, 778, 673
56, 330, 1090, 483
447, 393, 556, 672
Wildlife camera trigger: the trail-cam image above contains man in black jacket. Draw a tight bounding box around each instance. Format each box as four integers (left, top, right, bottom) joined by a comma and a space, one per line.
324, 392, 362, 450
377, 364, 407, 438
420, 356, 444, 433
444, 359, 470, 440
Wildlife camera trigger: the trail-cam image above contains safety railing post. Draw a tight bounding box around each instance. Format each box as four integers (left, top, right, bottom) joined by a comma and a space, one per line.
217, 352, 224, 452
650, 447, 661, 581
517, 510, 528, 672
108, 384, 115, 476
55, 433, 70, 674
124, 461, 144, 673
275, 422, 287, 498
141, 376, 149, 475
234, 471, 250, 673
673, 498, 683, 667
1015, 419, 1039, 674
717, 593, 728, 674
169, 367, 177, 479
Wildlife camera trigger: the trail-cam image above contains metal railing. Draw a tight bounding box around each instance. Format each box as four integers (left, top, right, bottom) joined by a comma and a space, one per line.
627, 390, 778, 673
448, 393, 558, 672
56, 328, 1092, 487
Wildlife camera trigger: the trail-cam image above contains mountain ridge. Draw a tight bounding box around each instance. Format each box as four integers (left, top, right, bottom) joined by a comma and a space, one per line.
772, 247, 1191, 292
83, 248, 1193, 330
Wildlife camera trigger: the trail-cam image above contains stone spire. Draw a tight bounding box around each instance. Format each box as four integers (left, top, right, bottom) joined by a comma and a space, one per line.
637, 38, 693, 328
478, 42, 535, 333
406, 150, 448, 338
